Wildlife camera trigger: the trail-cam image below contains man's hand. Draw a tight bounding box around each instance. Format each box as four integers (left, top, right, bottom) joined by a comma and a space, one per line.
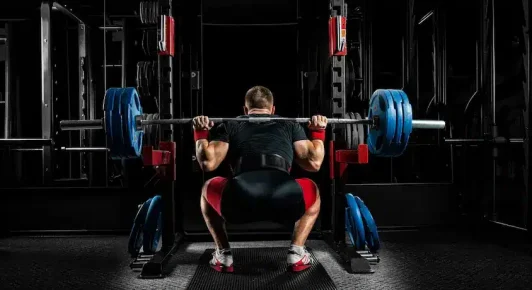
192, 115, 214, 131
308, 115, 328, 131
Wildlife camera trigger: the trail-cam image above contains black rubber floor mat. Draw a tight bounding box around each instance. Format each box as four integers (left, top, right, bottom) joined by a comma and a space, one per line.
187, 247, 337, 290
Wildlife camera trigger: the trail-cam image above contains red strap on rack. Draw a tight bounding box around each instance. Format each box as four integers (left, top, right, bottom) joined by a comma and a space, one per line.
158, 15, 175, 57
329, 16, 347, 56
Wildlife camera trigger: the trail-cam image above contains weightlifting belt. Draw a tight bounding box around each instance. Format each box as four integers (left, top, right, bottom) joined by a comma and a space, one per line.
234, 154, 290, 175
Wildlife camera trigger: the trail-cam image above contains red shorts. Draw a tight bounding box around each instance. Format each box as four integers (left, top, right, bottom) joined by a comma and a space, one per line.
203, 170, 318, 223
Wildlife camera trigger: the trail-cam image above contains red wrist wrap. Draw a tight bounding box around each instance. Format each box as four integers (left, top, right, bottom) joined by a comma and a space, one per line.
310, 129, 326, 141
194, 130, 209, 141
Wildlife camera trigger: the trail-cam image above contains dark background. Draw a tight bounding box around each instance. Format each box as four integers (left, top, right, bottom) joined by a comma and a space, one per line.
0, 0, 527, 237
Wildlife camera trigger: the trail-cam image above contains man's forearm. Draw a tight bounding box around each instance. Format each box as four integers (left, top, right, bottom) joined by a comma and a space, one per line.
307, 140, 325, 164
195, 140, 214, 168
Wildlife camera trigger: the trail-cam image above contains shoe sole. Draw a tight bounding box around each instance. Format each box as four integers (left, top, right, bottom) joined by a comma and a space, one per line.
287, 264, 312, 272
210, 264, 234, 273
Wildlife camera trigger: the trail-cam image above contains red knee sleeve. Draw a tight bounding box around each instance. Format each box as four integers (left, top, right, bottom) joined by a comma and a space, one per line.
295, 178, 318, 210
205, 177, 227, 216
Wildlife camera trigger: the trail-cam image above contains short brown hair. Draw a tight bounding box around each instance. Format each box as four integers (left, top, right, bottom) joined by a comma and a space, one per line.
244, 86, 274, 109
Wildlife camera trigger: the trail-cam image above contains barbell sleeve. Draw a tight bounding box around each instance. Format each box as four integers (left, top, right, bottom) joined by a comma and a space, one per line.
411, 120, 446, 130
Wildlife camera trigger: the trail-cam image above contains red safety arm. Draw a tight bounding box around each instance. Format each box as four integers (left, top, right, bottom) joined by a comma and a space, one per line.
142, 141, 176, 180
330, 144, 369, 179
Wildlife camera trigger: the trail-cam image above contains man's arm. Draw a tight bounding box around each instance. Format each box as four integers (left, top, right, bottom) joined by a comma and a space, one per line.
195, 140, 229, 172
193, 119, 230, 172
291, 116, 327, 172
294, 139, 325, 172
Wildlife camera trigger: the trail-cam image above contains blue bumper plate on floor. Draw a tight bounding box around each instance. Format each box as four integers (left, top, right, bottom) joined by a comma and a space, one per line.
345, 193, 366, 250
143, 195, 162, 254
128, 197, 153, 256
354, 196, 380, 252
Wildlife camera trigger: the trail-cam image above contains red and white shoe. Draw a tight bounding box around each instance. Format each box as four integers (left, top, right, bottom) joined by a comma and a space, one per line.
287, 246, 313, 272
209, 249, 234, 273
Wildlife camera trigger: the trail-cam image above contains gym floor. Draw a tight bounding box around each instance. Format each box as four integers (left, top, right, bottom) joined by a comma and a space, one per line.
2, 231, 531, 290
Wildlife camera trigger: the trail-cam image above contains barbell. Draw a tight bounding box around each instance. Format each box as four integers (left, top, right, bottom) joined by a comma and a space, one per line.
59, 87, 446, 159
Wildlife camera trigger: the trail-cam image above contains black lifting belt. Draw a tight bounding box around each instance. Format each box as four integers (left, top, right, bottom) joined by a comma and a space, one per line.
234, 154, 291, 175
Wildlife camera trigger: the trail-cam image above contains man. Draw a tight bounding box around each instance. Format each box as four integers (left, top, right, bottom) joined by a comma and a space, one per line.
193, 86, 327, 273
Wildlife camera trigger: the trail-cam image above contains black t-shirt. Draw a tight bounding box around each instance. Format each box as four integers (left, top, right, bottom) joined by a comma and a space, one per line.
209, 114, 308, 165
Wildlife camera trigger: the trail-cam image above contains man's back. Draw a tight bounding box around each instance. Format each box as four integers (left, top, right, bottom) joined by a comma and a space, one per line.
210, 114, 308, 165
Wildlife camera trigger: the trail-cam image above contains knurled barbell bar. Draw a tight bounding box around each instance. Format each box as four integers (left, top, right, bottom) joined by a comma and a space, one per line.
59, 87, 446, 159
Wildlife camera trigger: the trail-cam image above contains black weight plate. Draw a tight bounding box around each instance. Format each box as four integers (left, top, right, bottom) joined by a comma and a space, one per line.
144, 113, 152, 146
346, 57, 356, 99
344, 113, 352, 150
350, 112, 359, 148
152, 113, 159, 144
354, 112, 365, 145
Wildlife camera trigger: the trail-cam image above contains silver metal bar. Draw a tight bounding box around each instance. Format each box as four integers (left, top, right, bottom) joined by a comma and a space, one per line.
0, 138, 53, 147
59, 117, 447, 130
60, 119, 104, 130
4, 23, 11, 138
411, 120, 446, 129
444, 138, 524, 144
52, 2, 84, 25
141, 117, 375, 125
59, 147, 109, 152
3, 147, 109, 152
418, 10, 434, 25
41, 1, 53, 183
98, 26, 122, 30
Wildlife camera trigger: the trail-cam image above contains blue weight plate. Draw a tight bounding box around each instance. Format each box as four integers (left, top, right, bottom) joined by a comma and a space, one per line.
128, 197, 153, 256
121, 88, 144, 158
111, 88, 125, 159
143, 195, 163, 254
398, 90, 413, 156
354, 196, 381, 252
345, 208, 356, 246
345, 193, 366, 250
386, 90, 404, 157
367, 90, 396, 156
103, 88, 117, 154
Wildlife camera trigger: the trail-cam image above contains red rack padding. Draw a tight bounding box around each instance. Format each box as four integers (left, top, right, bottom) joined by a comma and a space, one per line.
335, 144, 369, 164
328, 16, 347, 56
142, 147, 171, 166
142, 141, 176, 180
330, 144, 369, 179
158, 15, 175, 57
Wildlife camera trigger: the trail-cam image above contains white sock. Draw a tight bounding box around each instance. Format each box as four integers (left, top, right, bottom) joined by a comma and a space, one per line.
216, 248, 232, 255
213, 248, 233, 266
289, 244, 306, 255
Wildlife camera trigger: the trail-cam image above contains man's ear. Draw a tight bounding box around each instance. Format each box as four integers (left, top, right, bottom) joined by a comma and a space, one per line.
243, 106, 248, 115
271, 106, 275, 115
